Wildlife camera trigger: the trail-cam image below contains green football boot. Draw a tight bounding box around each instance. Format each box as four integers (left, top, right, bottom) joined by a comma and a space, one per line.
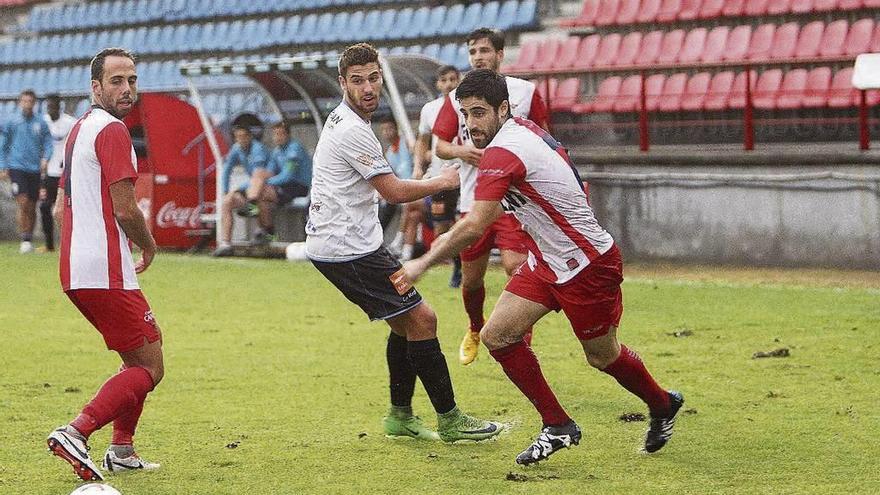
437, 406, 504, 443
382, 407, 440, 440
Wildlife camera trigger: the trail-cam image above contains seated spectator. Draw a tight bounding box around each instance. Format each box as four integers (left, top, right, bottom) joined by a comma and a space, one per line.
379, 116, 422, 261
236, 120, 312, 244
212, 125, 268, 257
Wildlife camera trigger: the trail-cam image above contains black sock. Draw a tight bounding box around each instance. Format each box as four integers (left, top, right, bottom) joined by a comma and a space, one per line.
407, 339, 456, 414
40, 202, 54, 250
453, 256, 461, 273
386, 332, 416, 408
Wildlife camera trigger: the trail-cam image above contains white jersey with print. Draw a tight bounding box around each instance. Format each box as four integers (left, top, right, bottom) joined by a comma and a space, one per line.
44, 113, 77, 178
474, 117, 614, 284
305, 101, 394, 262
418, 96, 462, 178
60, 107, 139, 291
432, 76, 548, 212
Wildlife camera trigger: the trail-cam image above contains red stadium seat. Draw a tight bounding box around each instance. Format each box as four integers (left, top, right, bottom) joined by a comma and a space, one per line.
681, 72, 712, 111
838, 0, 864, 10
657, 0, 683, 23
615, 31, 643, 67
721, 0, 746, 16
551, 78, 581, 112
595, 0, 621, 26
535, 78, 557, 102
635, 30, 664, 65
753, 69, 783, 109
593, 33, 622, 67
813, 0, 838, 10
865, 0, 880, 6
656, 29, 685, 64
580, 76, 623, 113
699, 0, 724, 18
509, 39, 540, 70
744, 0, 771, 15
729, 70, 758, 109
616, 0, 640, 25
794, 21, 825, 59
561, 0, 598, 27
770, 22, 800, 60
802, 67, 832, 107
844, 18, 875, 56
572, 34, 601, 69
818, 20, 848, 58
644, 74, 668, 111
637, 0, 662, 24
534, 38, 563, 71
747, 23, 776, 61
704, 71, 736, 110
767, 0, 792, 15
790, 0, 815, 13
613, 74, 643, 112
724, 25, 752, 62
552, 37, 583, 70
871, 23, 880, 52
701, 26, 729, 63
776, 69, 808, 109
658, 73, 688, 112
828, 68, 857, 108
679, 0, 702, 20
679, 27, 708, 64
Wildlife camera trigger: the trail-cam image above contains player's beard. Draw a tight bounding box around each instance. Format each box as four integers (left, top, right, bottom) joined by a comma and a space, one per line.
346, 88, 379, 117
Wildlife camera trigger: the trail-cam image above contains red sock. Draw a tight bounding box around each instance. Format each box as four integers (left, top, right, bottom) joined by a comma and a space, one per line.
601, 345, 670, 415
71, 367, 154, 439
490, 341, 570, 426
462, 286, 485, 332
111, 395, 145, 445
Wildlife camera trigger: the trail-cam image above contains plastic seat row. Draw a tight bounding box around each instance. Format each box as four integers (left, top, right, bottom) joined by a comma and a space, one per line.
26, 0, 535, 35
567, 67, 878, 114
508, 18, 880, 72
562, 0, 880, 29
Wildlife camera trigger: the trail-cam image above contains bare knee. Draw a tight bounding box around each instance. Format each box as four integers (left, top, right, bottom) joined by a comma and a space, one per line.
145, 363, 164, 386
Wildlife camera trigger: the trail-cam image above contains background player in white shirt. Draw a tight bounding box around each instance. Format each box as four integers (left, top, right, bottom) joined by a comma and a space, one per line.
406, 69, 684, 466
47, 48, 163, 481
432, 28, 549, 366
39, 93, 76, 252
306, 43, 502, 444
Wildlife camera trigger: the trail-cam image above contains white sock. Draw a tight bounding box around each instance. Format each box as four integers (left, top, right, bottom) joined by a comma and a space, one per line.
401, 244, 414, 261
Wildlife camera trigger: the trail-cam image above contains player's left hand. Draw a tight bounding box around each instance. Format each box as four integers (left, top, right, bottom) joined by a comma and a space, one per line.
402, 258, 427, 284
135, 245, 156, 274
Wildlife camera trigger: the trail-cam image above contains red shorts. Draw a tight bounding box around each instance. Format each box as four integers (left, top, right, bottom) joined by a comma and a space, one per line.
505, 245, 624, 340
66, 289, 161, 353
460, 213, 530, 262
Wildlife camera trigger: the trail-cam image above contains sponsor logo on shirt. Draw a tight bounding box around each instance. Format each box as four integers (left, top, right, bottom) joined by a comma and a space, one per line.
389, 268, 413, 296
566, 258, 580, 270
480, 168, 506, 176
144, 310, 156, 325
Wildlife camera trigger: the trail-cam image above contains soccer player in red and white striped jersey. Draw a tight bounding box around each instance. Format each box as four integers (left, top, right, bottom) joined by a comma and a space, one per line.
432, 28, 549, 366
47, 48, 163, 481
407, 70, 684, 465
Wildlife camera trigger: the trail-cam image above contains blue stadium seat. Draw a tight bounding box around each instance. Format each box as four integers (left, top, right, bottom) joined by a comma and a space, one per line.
515, 0, 538, 29
438, 43, 457, 66
133, 27, 149, 51
361, 10, 381, 39
496, 0, 519, 31
144, 26, 164, 54
27, 8, 45, 32
171, 24, 189, 53
455, 44, 470, 69
456, 3, 483, 36
422, 43, 441, 61
325, 12, 349, 43
420, 5, 447, 38
228, 20, 245, 50
274, 16, 296, 46
296, 14, 319, 44
407, 7, 431, 39
341, 11, 365, 44
249, 19, 270, 49
389, 8, 414, 40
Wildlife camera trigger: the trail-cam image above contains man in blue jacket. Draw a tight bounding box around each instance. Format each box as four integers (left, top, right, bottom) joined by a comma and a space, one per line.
236, 120, 311, 245
0, 89, 53, 254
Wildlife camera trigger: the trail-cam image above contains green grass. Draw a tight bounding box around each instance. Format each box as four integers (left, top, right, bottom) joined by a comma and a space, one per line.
1, 243, 879, 495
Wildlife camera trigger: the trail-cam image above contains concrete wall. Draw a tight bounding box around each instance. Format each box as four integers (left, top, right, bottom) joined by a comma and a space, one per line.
579, 163, 880, 269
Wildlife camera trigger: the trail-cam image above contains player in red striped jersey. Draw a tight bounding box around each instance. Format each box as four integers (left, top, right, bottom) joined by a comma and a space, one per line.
407, 69, 684, 465
47, 48, 163, 481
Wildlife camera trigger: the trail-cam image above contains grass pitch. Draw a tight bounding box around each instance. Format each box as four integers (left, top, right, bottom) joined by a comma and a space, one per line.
1, 243, 878, 495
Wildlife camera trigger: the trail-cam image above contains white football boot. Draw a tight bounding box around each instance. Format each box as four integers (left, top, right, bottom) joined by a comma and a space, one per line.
102, 449, 161, 473
47, 427, 104, 481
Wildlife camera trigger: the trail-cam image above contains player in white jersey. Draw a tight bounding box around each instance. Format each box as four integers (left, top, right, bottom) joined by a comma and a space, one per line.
413, 65, 461, 286
432, 28, 549, 366
406, 70, 684, 465
39, 94, 76, 253
47, 48, 163, 481
306, 43, 502, 444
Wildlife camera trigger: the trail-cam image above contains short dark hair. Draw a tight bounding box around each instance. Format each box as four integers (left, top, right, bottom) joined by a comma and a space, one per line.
271, 120, 291, 134
91, 47, 136, 82
232, 125, 252, 135
455, 69, 508, 111
19, 89, 36, 99
338, 43, 379, 78
436, 65, 459, 81
466, 28, 505, 51
45, 93, 61, 103
378, 114, 397, 125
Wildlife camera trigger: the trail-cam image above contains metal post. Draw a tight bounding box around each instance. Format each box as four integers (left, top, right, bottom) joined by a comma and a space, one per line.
185, 77, 226, 246
859, 89, 870, 151
639, 70, 649, 152
744, 67, 754, 151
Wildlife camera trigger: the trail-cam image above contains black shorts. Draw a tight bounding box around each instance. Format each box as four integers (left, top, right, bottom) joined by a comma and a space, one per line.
9, 169, 40, 202
310, 247, 423, 321
428, 188, 459, 223
274, 182, 309, 205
